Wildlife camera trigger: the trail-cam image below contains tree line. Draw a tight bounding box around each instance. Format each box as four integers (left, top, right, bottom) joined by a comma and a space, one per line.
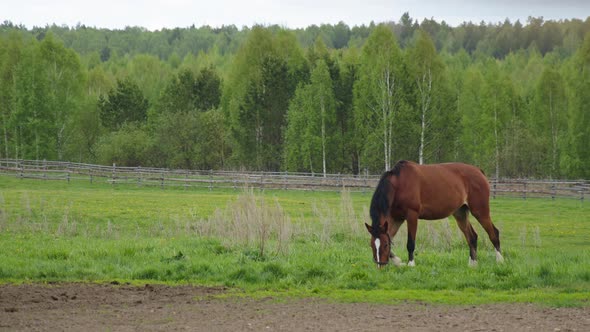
1, 14, 590, 179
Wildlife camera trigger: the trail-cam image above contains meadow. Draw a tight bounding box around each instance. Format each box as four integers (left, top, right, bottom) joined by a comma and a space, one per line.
0, 175, 589, 307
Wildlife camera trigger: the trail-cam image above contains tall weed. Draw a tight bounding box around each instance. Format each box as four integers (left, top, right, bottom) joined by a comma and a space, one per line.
207, 188, 293, 258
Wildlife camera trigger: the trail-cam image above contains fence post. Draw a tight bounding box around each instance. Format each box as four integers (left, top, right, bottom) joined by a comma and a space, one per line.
283, 171, 287, 190
43, 159, 47, 180
67, 162, 71, 184
111, 163, 116, 186
137, 166, 142, 187
523, 182, 527, 200
209, 170, 213, 191
551, 182, 556, 200
492, 181, 497, 199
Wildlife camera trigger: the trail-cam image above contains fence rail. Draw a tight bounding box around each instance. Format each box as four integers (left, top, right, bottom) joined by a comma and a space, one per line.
1, 159, 588, 200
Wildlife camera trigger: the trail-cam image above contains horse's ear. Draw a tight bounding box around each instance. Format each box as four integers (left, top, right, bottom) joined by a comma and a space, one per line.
382, 221, 389, 234
365, 223, 373, 234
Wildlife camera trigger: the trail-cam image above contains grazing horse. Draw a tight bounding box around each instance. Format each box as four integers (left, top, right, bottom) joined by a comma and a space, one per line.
365, 160, 503, 268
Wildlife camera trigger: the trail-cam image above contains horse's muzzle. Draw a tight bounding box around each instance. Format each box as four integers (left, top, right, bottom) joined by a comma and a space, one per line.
374, 260, 389, 268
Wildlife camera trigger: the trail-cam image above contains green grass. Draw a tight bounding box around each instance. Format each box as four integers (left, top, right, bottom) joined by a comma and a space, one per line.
0, 175, 589, 307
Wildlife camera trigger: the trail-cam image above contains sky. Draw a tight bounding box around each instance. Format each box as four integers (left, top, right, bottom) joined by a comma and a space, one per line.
3, 0, 590, 30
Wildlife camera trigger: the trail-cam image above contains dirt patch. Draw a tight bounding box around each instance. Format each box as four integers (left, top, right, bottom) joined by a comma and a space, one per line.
1, 283, 589, 331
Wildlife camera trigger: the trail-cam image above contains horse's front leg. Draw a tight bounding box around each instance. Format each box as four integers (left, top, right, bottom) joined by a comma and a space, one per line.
388, 219, 405, 266
406, 211, 419, 267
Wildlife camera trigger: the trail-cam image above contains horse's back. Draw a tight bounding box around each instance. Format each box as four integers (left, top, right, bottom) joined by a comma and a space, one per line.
398, 162, 490, 219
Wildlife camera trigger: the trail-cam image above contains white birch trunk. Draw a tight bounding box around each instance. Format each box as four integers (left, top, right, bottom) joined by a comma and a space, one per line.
549, 89, 558, 177
418, 69, 432, 165
321, 97, 327, 177
380, 67, 395, 171
494, 94, 500, 180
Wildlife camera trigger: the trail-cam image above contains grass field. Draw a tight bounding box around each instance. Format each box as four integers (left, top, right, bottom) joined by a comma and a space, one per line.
0, 175, 589, 307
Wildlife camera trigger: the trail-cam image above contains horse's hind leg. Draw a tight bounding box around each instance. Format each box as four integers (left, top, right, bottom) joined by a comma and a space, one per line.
469, 203, 503, 263
452, 205, 478, 266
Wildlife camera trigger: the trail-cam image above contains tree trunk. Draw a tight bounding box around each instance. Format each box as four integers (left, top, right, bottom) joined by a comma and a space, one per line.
418, 69, 432, 165
494, 95, 500, 180
321, 100, 327, 177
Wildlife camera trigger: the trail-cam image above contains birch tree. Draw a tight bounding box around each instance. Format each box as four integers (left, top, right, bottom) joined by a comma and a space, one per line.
532, 67, 567, 177
353, 25, 403, 172
39, 33, 85, 160
284, 60, 337, 176
407, 30, 444, 164
0, 32, 23, 159
481, 59, 514, 179
563, 33, 590, 178
310, 60, 337, 176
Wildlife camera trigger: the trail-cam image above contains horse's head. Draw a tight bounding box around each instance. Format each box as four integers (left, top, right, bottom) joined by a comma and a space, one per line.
365, 221, 391, 269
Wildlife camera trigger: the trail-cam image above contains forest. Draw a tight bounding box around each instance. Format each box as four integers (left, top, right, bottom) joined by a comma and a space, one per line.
1, 14, 589, 179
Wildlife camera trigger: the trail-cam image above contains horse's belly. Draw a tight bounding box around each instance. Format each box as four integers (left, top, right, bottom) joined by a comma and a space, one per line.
419, 202, 462, 220
419, 209, 453, 220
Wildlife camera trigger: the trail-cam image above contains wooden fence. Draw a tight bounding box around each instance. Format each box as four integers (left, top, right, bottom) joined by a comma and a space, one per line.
0, 159, 588, 201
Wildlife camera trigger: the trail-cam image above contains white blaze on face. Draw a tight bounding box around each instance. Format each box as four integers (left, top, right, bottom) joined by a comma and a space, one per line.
374, 238, 381, 263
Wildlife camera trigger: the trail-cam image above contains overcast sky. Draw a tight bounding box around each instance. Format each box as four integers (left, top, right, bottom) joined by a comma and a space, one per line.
3, 0, 590, 30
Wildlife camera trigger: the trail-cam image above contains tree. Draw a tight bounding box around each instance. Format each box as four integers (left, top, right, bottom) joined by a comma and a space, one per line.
194, 65, 222, 111
480, 59, 515, 178
407, 30, 446, 164
39, 33, 86, 160
12, 40, 52, 160
223, 27, 304, 170
308, 60, 337, 175
0, 31, 23, 159
334, 47, 360, 173
284, 60, 337, 175
531, 67, 567, 177
284, 85, 308, 172
353, 25, 405, 172
129, 55, 171, 102
458, 67, 486, 166
98, 77, 149, 131
158, 68, 197, 114
562, 33, 590, 178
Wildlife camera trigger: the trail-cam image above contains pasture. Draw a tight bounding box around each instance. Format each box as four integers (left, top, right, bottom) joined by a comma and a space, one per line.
0, 175, 589, 307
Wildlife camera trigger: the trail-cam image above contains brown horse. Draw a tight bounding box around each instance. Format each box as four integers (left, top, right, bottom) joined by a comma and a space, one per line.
365, 160, 503, 268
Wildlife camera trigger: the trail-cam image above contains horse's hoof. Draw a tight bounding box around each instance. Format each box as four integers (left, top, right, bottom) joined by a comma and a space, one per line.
469, 258, 478, 267
407, 260, 415, 267
496, 250, 504, 263
392, 256, 403, 267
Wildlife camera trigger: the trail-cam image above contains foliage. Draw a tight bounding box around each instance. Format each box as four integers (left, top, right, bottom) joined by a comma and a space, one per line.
353, 25, 405, 172
284, 60, 338, 175
98, 78, 149, 131
1, 17, 590, 178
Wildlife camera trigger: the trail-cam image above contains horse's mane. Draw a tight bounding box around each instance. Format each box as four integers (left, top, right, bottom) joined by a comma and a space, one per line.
369, 160, 408, 237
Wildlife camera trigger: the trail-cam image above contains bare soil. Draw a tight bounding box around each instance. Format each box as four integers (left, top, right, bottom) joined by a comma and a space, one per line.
1, 283, 589, 331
